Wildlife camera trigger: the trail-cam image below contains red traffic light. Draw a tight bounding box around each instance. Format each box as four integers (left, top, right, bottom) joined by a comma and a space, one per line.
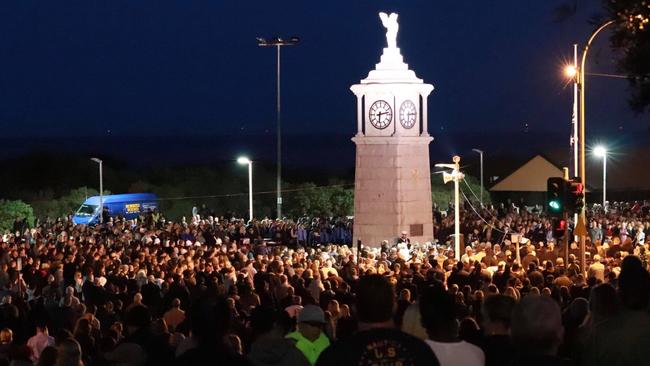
569, 181, 583, 194
566, 177, 585, 213
552, 218, 567, 239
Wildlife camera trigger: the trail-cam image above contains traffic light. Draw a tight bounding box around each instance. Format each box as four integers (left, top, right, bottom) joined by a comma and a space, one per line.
552, 218, 567, 239
547, 177, 566, 217
566, 178, 585, 213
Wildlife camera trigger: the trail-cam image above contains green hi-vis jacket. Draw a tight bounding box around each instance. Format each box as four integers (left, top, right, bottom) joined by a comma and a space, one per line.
286, 331, 330, 365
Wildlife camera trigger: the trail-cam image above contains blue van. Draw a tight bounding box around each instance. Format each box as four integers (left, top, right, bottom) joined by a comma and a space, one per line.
72, 193, 159, 225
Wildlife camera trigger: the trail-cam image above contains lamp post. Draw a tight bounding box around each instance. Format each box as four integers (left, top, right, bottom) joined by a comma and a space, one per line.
237, 157, 253, 223
594, 146, 607, 212
90, 158, 103, 224
256, 36, 299, 219
577, 19, 615, 274
472, 148, 484, 207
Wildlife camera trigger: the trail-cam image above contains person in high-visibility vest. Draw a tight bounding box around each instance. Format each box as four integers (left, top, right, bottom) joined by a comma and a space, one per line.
286, 305, 330, 365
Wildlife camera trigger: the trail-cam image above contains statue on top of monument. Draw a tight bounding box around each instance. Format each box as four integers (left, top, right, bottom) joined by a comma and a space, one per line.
379, 12, 399, 49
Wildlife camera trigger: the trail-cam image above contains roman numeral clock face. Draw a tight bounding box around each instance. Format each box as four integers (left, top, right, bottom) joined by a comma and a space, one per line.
369, 100, 392, 130
399, 100, 417, 129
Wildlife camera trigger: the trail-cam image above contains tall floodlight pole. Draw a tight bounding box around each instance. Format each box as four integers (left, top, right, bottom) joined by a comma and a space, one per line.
472, 149, 484, 207
90, 158, 103, 224
256, 36, 299, 219
436, 156, 464, 260
594, 147, 607, 212
237, 157, 254, 222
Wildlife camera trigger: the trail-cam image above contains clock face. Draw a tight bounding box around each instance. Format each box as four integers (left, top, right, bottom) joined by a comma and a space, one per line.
369, 100, 392, 130
399, 100, 417, 129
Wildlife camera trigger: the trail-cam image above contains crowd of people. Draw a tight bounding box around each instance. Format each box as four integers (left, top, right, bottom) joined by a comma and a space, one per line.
0, 200, 648, 366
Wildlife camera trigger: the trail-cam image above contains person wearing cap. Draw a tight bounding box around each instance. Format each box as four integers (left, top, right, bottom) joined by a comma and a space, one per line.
286, 305, 330, 365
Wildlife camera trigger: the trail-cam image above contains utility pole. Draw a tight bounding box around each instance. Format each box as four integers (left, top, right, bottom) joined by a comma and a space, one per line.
563, 167, 570, 266
436, 155, 464, 260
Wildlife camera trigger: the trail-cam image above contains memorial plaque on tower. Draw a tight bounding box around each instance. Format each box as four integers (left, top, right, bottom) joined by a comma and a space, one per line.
351, 12, 434, 247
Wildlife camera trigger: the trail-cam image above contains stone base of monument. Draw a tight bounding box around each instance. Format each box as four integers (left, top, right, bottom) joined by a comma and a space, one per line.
352, 136, 434, 247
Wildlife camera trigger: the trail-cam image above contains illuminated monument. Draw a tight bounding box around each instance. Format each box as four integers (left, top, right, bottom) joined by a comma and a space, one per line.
351, 12, 434, 247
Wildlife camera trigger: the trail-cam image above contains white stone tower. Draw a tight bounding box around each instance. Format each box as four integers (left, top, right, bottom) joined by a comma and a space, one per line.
351, 12, 434, 247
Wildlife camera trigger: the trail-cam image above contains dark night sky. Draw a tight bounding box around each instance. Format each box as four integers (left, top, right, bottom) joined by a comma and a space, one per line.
0, 1, 648, 166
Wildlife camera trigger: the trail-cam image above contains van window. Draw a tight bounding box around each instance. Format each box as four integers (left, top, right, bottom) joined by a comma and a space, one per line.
76, 204, 98, 216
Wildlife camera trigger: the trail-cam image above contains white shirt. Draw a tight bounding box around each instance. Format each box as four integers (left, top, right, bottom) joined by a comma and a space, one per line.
636, 230, 645, 245
27, 332, 55, 362
285, 304, 304, 318
425, 339, 484, 366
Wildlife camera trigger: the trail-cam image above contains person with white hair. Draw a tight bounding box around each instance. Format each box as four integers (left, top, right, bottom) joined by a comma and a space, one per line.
60, 286, 80, 308
320, 259, 338, 278
461, 246, 475, 264
588, 254, 606, 283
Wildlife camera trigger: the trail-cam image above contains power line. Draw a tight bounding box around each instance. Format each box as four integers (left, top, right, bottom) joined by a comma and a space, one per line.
462, 178, 501, 223
27, 183, 354, 204
460, 187, 507, 234
586, 72, 630, 79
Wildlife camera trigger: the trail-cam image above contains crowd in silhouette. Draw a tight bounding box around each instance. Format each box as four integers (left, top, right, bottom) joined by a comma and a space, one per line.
0, 201, 648, 365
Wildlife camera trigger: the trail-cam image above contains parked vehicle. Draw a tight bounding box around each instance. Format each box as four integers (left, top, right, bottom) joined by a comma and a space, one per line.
72, 193, 159, 225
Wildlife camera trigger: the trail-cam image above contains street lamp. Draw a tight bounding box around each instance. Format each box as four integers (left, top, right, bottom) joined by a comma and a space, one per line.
564, 65, 577, 78
90, 158, 103, 224
257, 36, 300, 219
237, 156, 253, 222
577, 19, 615, 274
594, 146, 607, 212
472, 148, 484, 207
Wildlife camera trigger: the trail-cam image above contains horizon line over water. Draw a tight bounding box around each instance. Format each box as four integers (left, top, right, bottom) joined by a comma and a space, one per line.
1, 130, 648, 170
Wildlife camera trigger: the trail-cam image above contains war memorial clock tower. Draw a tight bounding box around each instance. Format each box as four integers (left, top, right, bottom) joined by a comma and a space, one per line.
351, 12, 434, 247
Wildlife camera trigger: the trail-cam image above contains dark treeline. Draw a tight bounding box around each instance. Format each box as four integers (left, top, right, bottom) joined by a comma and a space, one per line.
0, 152, 355, 221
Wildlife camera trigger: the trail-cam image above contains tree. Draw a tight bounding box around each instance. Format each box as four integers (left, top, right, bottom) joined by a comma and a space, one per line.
31, 187, 110, 219
603, 0, 650, 113
0, 200, 34, 232
329, 186, 355, 217
284, 183, 354, 218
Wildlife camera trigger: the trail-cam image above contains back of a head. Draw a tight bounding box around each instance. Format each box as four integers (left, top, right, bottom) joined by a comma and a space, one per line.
458, 317, 480, 343
55, 338, 82, 366
419, 283, 456, 337
356, 274, 395, 324
511, 295, 563, 356
589, 283, 621, 322
618, 255, 650, 310
39, 346, 58, 366
250, 306, 277, 334
188, 297, 231, 344
124, 305, 151, 330
481, 295, 516, 329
